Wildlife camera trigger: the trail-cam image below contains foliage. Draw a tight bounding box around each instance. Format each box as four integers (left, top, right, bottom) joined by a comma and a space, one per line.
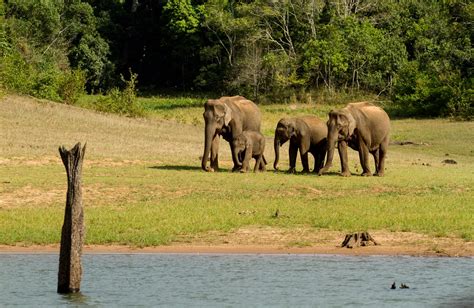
1, 0, 472, 118
58, 69, 86, 104
92, 69, 144, 117
0, 0, 89, 102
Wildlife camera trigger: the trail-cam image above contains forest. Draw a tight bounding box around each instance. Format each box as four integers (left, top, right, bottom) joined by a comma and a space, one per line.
0, 0, 472, 118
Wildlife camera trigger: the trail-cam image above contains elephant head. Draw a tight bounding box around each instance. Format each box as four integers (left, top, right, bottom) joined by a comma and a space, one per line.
320, 109, 356, 173
273, 119, 297, 170
202, 100, 233, 171
232, 134, 247, 163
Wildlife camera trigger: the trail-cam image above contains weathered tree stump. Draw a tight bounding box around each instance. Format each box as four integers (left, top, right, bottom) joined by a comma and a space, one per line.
341, 232, 379, 248
57, 143, 86, 294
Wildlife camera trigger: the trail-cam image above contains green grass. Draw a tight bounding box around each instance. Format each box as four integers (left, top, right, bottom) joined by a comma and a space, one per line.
1, 94, 473, 246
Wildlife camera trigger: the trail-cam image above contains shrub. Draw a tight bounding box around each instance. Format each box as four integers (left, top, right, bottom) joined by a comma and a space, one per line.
92, 70, 144, 117
58, 69, 86, 105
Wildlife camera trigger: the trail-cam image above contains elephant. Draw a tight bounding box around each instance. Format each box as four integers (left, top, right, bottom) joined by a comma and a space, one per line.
202, 96, 262, 172
273, 116, 328, 173
232, 131, 267, 173
318, 102, 390, 177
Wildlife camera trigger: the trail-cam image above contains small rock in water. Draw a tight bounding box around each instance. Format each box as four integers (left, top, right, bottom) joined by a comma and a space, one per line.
391, 282, 396, 289
400, 283, 410, 289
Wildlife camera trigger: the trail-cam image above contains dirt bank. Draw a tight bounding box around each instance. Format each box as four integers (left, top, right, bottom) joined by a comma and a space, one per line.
1, 229, 472, 256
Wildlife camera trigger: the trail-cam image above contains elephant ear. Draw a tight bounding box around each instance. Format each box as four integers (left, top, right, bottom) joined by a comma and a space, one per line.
346, 112, 356, 136
224, 104, 232, 126
287, 121, 296, 137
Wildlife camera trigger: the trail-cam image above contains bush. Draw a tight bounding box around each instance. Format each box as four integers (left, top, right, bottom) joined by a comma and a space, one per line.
448, 86, 473, 120
92, 70, 144, 117
0, 48, 85, 103
59, 69, 86, 105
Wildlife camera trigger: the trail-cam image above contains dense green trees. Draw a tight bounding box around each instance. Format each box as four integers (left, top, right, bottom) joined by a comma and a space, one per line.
0, 0, 472, 118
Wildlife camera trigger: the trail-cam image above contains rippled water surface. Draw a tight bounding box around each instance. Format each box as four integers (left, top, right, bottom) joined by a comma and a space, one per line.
1, 254, 473, 307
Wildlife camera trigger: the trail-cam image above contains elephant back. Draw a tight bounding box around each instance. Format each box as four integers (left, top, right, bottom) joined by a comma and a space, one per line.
226, 97, 261, 132
300, 116, 328, 142
347, 102, 390, 145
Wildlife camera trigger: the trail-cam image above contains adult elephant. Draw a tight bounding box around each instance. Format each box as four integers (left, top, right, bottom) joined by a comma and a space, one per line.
319, 102, 390, 177
202, 96, 261, 172
273, 116, 327, 173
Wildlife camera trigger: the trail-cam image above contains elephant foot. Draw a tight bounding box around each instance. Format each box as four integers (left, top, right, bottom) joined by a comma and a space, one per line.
232, 166, 242, 172
341, 171, 351, 177
318, 166, 330, 175
374, 172, 384, 177
361, 172, 372, 177
240, 169, 247, 173
287, 168, 296, 174
301, 169, 310, 174
205, 167, 215, 172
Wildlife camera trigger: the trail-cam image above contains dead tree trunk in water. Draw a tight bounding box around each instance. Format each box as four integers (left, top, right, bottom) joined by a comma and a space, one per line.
57, 143, 86, 294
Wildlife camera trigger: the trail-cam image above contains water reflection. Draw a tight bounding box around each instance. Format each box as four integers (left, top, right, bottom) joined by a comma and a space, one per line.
60, 292, 90, 306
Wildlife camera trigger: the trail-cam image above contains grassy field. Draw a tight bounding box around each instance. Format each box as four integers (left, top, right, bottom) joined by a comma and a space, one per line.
0, 95, 473, 247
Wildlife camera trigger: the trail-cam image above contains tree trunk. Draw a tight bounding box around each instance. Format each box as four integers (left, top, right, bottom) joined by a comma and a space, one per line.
57, 143, 86, 294
341, 232, 379, 248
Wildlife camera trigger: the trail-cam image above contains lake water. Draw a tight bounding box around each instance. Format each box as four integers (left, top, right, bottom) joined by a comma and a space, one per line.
0, 253, 473, 307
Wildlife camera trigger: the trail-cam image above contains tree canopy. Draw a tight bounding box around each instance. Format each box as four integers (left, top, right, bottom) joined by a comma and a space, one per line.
0, 0, 472, 118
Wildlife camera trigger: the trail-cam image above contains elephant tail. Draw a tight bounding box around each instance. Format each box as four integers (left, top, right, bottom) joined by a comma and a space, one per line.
262, 154, 267, 165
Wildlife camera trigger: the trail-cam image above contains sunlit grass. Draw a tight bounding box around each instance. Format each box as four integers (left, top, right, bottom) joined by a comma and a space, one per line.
1, 95, 473, 246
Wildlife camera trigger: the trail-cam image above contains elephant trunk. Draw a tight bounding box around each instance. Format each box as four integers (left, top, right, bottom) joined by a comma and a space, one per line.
232, 147, 241, 166
273, 136, 280, 170
319, 131, 337, 175
202, 123, 215, 171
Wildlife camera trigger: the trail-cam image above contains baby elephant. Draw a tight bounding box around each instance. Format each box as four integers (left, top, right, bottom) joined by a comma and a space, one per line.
232, 131, 267, 173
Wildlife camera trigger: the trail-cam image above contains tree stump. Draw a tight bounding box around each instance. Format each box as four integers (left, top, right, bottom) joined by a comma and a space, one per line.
341, 232, 379, 248
57, 143, 86, 294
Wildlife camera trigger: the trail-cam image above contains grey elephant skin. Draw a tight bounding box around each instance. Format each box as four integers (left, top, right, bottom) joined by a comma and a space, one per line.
274, 116, 328, 173
232, 131, 267, 173
202, 96, 262, 172
319, 102, 390, 177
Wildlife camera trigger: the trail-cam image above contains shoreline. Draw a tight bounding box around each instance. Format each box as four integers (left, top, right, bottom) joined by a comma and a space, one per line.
1, 243, 473, 257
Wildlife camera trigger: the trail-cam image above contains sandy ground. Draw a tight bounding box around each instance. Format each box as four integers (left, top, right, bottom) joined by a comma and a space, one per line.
1, 228, 473, 257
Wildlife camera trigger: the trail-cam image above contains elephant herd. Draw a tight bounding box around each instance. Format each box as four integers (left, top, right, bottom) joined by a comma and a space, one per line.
201, 96, 390, 177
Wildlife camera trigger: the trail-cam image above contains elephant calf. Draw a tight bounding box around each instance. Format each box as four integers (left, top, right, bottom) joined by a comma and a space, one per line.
232, 131, 267, 173
274, 116, 328, 173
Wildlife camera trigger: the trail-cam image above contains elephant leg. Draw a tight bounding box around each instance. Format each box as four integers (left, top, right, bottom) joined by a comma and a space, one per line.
358, 142, 372, 176
210, 135, 220, 171
300, 151, 310, 173
313, 149, 325, 173
338, 141, 351, 177
253, 156, 263, 172
372, 149, 380, 175
240, 144, 252, 173
230, 141, 241, 172
260, 156, 266, 172
288, 142, 298, 173
376, 139, 388, 177
319, 149, 326, 172
253, 157, 259, 172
